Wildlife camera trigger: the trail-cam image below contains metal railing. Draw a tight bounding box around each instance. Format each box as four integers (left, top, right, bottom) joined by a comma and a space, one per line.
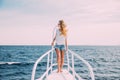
31, 48, 95, 80
31, 48, 54, 80
68, 49, 95, 80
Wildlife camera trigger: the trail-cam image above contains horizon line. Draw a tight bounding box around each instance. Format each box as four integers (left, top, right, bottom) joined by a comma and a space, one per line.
0, 44, 120, 46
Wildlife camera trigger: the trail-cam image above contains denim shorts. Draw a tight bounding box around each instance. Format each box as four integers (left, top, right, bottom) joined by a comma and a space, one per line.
54, 44, 65, 51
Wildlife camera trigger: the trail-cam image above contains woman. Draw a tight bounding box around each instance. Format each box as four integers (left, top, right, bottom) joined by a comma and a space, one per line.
51, 20, 68, 73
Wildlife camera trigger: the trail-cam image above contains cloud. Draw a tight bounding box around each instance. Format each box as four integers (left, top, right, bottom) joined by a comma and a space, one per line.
0, 10, 55, 28
62, 0, 120, 23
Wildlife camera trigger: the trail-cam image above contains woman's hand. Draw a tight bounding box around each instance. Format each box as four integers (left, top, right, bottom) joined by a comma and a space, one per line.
65, 47, 68, 53
51, 42, 54, 46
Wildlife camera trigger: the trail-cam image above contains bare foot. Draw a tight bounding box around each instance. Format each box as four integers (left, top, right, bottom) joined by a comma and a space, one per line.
60, 70, 62, 72
57, 70, 60, 73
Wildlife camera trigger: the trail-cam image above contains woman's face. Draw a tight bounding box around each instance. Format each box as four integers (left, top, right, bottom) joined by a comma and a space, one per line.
58, 20, 64, 28
58, 24, 60, 29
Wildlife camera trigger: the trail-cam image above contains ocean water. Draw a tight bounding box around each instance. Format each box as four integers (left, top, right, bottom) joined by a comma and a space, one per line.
0, 45, 120, 80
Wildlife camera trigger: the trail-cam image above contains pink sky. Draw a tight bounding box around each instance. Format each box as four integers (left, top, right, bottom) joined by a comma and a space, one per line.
0, 0, 120, 45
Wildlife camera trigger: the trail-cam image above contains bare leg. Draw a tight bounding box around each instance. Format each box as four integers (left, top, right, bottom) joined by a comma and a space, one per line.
60, 50, 64, 72
55, 48, 61, 73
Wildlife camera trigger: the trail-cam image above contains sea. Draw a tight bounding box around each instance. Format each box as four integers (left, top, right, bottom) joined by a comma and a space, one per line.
0, 45, 120, 80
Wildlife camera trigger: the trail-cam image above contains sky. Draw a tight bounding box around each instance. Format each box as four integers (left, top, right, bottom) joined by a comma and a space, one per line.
0, 0, 120, 45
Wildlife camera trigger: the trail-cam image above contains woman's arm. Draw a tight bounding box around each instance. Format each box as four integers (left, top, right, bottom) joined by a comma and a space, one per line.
51, 35, 56, 46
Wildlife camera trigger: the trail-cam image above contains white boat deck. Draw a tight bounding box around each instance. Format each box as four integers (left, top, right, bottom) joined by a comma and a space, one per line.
46, 69, 75, 80
31, 49, 95, 80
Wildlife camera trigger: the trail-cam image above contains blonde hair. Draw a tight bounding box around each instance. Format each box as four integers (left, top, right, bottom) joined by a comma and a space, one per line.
59, 20, 67, 36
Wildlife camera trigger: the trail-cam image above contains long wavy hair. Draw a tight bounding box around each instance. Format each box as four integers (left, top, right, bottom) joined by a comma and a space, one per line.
58, 20, 67, 36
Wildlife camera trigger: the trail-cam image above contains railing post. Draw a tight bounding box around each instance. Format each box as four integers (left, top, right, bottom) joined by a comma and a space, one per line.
68, 49, 95, 80
46, 53, 50, 79
51, 47, 54, 72
72, 53, 75, 79
31, 49, 53, 80
66, 51, 70, 71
